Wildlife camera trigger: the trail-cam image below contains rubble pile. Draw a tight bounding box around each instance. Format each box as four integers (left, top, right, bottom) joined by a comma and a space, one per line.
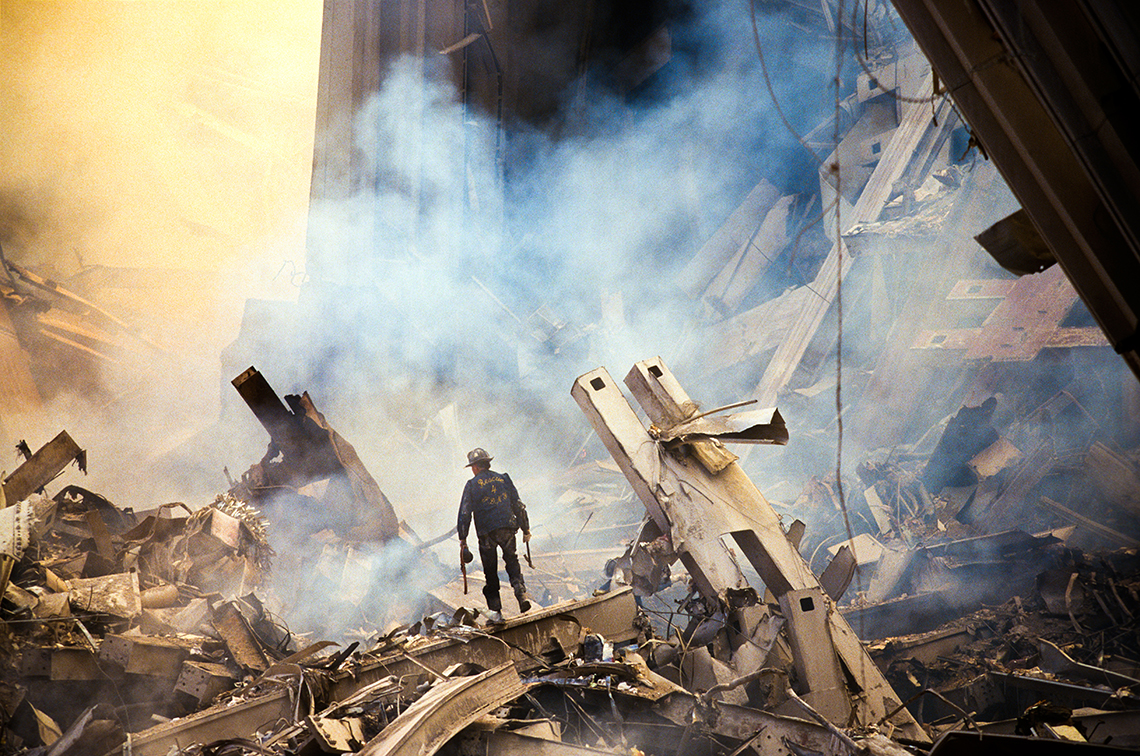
869, 548, 1140, 731
765, 379, 1140, 643
0, 354, 1134, 756
0, 452, 289, 753
1, 5, 1138, 755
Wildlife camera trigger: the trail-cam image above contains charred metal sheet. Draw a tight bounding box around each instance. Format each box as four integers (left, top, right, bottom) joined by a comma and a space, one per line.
231, 367, 302, 457
656, 406, 788, 446
231, 367, 399, 541
922, 399, 999, 494
2, 431, 85, 505
975, 209, 1056, 276
118, 589, 636, 756
572, 358, 926, 741
928, 730, 1134, 756
357, 663, 527, 756
654, 693, 845, 756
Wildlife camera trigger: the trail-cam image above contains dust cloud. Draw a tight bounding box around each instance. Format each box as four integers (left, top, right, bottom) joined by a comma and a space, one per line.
0, 0, 323, 501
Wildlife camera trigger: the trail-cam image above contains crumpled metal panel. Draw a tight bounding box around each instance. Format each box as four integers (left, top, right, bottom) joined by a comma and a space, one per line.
357, 663, 527, 756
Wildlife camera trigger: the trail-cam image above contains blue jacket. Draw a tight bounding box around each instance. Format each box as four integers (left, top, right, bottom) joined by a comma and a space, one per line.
458, 469, 529, 539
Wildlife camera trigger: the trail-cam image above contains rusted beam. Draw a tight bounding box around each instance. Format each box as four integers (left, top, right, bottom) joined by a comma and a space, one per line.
2, 431, 84, 506
231, 367, 296, 452
487, 731, 614, 756
211, 602, 270, 673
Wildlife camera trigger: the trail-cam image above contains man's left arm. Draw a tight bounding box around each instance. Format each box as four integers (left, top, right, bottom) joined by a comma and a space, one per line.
505, 474, 530, 542
457, 481, 475, 542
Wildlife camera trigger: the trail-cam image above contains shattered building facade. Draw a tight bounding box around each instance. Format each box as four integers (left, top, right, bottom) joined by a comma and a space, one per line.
0, 0, 1139, 755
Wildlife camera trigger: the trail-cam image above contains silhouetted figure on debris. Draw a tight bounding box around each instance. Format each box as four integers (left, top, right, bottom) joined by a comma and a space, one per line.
457, 447, 532, 624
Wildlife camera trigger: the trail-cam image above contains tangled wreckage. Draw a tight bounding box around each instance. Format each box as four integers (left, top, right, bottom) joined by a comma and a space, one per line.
0, 359, 1136, 756
4, 0, 1140, 755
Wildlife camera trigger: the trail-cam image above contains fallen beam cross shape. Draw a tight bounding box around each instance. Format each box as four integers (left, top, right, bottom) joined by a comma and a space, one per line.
571, 357, 926, 742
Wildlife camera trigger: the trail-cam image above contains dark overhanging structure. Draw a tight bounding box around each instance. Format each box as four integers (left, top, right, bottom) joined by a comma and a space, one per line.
888, 0, 1140, 381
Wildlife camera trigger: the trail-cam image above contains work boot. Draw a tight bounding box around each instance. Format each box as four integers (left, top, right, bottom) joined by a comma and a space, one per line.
486, 609, 504, 624
516, 592, 532, 613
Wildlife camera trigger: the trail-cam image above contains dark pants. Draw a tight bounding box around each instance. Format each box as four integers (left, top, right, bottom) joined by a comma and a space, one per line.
478, 527, 526, 611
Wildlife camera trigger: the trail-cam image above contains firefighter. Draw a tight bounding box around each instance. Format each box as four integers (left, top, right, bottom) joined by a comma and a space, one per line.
457, 447, 531, 623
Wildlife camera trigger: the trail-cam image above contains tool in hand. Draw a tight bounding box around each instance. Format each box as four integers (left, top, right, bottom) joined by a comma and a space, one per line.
460, 541, 473, 594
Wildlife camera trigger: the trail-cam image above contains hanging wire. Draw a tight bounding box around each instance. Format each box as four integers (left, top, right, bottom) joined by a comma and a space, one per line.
829, 0, 869, 670
832, 0, 853, 553
748, 0, 837, 300
748, 0, 825, 167
848, 0, 942, 105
